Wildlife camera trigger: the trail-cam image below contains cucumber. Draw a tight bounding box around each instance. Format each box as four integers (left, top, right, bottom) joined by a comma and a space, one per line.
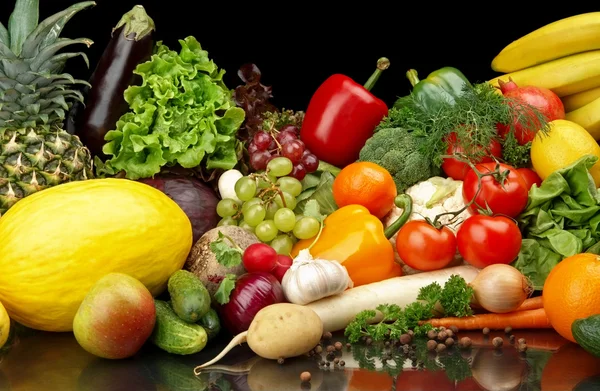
151, 300, 207, 355
168, 270, 211, 323
572, 314, 600, 357
152, 355, 209, 391
198, 308, 221, 341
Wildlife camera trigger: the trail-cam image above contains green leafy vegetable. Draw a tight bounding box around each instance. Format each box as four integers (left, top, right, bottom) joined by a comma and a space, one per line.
344, 275, 473, 343
514, 155, 600, 289
214, 274, 236, 305
502, 131, 533, 168
295, 171, 338, 216
101, 36, 245, 179
209, 232, 243, 267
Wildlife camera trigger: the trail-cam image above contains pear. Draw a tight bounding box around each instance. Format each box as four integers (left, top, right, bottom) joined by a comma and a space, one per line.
73, 273, 156, 359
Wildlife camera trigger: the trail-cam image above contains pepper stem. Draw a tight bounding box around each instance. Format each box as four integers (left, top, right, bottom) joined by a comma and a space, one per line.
406, 69, 420, 87
363, 57, 390, 91
384, 194, 413, 239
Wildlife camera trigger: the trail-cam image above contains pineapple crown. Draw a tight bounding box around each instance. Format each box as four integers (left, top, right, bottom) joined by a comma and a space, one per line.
0, 0, 96, 129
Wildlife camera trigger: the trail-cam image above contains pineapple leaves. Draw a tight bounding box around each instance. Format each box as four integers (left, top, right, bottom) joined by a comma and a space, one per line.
30, 38, 93, 72
8, 0, 39, 57
21, 1, 96, 58
0, 23, 8, 46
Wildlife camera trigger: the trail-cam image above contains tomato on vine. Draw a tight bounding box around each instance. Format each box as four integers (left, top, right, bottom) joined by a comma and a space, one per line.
517, 168, 542, 190
462, 162, 528, 218
456, 215, 522, 268
396, 220, 457, 271
441, 132, 503, 181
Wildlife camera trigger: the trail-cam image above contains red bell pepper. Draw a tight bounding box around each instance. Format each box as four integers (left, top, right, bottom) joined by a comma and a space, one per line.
300, 58, 390, 168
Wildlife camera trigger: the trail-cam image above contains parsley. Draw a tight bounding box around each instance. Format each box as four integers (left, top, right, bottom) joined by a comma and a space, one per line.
344, 275, 474, 343
214, 274, 237, 305
209, 231, 244, 267
501, 131, 532, 168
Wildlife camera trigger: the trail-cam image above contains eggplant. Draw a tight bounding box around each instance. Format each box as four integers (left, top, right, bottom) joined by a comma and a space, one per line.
68, 5, 155, 159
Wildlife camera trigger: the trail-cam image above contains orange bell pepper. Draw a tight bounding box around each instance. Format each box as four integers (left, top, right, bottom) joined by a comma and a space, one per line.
291, 194, 412, 287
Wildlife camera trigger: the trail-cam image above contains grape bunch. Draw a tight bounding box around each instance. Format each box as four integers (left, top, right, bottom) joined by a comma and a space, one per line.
248, 125, 319, 181
216, 157, 321, 255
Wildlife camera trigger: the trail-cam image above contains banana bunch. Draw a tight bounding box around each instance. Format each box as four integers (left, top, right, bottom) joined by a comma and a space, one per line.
490, 12, 600, 140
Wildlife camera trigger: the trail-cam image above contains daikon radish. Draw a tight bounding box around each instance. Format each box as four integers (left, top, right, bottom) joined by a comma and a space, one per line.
305, 265, 480, 332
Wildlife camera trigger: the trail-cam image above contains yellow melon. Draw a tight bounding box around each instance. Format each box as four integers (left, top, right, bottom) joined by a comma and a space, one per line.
0, 178, 193, 332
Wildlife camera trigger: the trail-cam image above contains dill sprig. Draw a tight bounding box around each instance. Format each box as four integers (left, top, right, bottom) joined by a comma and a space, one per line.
381, 83, 550, 167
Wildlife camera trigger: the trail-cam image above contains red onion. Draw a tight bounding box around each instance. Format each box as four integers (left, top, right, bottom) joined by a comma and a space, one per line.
220, 272, 284, 335
138, 175, 218, 243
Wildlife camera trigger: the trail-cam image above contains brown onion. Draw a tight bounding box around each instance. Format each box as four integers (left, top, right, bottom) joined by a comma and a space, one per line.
470, 264, 533, 313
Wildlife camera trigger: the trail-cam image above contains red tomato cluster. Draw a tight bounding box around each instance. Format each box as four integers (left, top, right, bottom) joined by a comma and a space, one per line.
396, 162, 543, 271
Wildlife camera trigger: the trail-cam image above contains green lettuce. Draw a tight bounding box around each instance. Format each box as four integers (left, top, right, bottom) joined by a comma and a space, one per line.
101, 36, 245, 179
513, 155, 600, 289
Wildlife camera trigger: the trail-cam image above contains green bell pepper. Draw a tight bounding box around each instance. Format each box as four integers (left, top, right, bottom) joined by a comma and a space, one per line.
394, 67, 471, 111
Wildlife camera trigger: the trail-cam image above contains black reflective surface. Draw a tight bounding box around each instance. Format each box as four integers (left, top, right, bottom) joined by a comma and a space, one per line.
1, 328, 600, 391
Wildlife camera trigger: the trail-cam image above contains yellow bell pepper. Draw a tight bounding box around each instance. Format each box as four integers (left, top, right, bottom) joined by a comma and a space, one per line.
291, 194, 412, 287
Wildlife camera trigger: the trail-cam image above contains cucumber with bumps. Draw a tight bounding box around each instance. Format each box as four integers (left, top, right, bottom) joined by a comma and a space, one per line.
168, 270, 210, 323
151, 300, 207, 355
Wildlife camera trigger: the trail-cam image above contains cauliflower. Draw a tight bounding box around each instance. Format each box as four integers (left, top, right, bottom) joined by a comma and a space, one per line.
384, 176, 472, 275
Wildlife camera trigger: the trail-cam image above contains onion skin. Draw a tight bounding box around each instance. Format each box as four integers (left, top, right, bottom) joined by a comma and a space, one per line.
220, 273, 285, 335
470, 264, 533, 314
138, 175, 219, 243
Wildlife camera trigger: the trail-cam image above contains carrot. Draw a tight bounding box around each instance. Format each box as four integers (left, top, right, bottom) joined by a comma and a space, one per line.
421, 308, 552, 330
458, 329, 569, 351
514, 296, 544, 312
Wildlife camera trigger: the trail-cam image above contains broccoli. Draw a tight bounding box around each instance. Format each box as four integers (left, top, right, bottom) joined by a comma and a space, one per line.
358, 127, 441, 193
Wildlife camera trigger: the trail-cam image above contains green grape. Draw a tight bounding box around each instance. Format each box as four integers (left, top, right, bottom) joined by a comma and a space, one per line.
218, 217, 238, 227
270, 234, 294, 255
242, 198, 262, 214
216, 198, 238, 218
273, 208, 296, 232
257, 174, 277, 189
293, 216, 320, 239
234, 177, 257, 201
267, 157, 293, 177
244, 204, 267, 227
274, 191, 297, 210
238, 220, 255, 233
264, 201, 279, 220
255, 220, 279, 242
277, 177, 303, 198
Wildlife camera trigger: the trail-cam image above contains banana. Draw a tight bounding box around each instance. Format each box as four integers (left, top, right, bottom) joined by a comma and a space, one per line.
562, 86, 600, 112
492, 12, 600, 73
565, 96, 600, 140
489, 51, 600, 97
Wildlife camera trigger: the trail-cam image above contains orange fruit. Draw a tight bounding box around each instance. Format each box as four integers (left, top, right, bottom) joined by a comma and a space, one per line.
542, 253, 600, 342
332, 162, 397, 219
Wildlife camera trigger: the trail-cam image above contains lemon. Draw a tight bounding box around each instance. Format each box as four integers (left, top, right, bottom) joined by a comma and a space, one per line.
531, 119, 600, 186
0, 300, 10, 349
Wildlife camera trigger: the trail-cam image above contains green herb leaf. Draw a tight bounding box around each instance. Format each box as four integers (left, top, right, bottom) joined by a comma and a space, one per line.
439, 275, 474, 317
214, 274, 237, 305
417, 282, 442, 306
303, 199, 324, 221
210, 232, 243, 267
502, 132, 532, 168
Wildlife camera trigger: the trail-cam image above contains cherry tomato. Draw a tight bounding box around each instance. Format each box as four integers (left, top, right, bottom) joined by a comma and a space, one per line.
242, 243, 277, 273
396, 220, 457, 271
456, 215, 522, 268
441, 132, 503, 181
462, 162, 528, 218
517, 168, 543, 190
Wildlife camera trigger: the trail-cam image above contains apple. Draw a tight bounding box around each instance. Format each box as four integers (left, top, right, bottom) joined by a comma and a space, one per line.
73, 273, 156, 359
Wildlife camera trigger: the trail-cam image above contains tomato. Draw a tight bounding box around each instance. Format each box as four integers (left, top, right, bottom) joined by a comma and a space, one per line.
441, 132, 503, 180
456, 215, 522, 268
462, 162, 528, 218
517, 167, 542, 190
396, 220, 457, 271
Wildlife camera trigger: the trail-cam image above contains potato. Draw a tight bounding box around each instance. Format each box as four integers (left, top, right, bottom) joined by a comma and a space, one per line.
184, 226, 258, 297
247, 358, 323, 391
247, 304, 323, 360
194, 304, 324, 372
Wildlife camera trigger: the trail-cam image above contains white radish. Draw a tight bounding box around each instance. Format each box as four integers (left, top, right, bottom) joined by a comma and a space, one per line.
305, 265, 480, 332
218, 169, 243, 202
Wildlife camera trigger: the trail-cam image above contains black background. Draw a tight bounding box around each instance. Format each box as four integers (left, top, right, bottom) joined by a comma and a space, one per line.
2, 1, 597, 110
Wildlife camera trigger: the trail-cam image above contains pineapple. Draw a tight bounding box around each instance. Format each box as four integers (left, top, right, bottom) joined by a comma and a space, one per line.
0, 0, 96, 215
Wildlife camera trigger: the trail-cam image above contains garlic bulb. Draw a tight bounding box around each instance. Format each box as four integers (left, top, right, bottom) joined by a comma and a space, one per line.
282, 249, 353, 305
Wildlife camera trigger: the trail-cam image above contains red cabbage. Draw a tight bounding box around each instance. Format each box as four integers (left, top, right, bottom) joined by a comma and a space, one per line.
138, 175, 219, 243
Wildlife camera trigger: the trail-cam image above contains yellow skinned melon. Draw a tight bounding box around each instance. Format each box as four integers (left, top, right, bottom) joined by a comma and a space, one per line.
0, 178, 193, 332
